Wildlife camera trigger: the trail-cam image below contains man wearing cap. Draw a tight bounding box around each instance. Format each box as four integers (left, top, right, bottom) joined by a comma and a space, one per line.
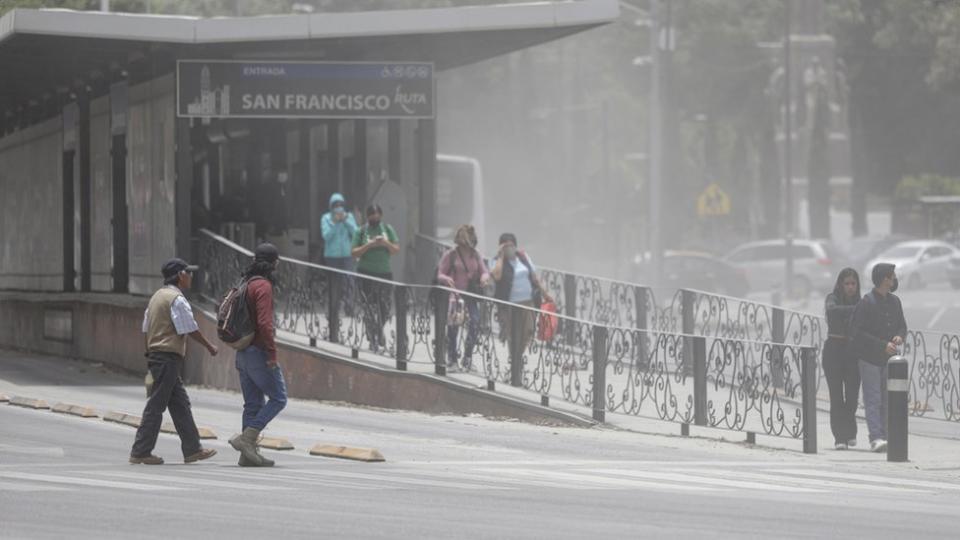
850, 262, 907, 453
229, 243, 288, 467
130, 258, 220, 465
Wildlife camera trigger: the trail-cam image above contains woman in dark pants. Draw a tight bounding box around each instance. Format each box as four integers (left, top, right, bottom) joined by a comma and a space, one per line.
823, 268, 862, 450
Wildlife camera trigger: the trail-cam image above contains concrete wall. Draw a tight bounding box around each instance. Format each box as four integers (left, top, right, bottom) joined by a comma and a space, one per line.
127, 74, 177, 296
0, 292, 587, 426
90, 96, 113, 292
0, 117, 64, 291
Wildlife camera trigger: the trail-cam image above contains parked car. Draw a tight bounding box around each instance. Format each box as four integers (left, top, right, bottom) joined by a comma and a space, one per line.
845, 234, 914, 276
864, 240, 960, 289
723, 239, 840, 298
633, 251, 750, 297
948, 256, 960, 289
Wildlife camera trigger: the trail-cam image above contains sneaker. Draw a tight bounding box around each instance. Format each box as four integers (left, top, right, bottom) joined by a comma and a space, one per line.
871, 439, 888, 453
834, 442, 847, 450
184, 448, 217, 463
846, 439, 857, 448
129, 454, 164, 465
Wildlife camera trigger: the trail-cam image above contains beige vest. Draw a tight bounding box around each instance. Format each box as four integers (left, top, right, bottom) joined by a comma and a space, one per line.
145, 286, 187, 357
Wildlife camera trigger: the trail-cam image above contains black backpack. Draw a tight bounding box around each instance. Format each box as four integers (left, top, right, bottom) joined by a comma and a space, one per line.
216, 276, 264, 350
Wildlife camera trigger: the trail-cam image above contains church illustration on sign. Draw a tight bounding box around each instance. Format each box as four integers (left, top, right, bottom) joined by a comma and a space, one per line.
186, 65, 231, 116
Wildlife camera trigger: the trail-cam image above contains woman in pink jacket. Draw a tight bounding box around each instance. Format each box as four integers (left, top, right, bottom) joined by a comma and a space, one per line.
437, 225, 491, 371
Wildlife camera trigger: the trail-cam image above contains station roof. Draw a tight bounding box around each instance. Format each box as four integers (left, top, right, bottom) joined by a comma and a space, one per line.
0, 1, 618, 119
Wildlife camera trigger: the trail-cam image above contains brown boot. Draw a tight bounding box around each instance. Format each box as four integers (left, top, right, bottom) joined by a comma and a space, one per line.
184, 447, 217, 463
229, 427, 263, 466
238, 451, 274, 467
129, 454, 164, 465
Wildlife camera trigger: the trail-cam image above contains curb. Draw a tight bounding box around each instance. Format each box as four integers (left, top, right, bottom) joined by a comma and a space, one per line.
161, 422, 218, 440
8, 396, 50, 410
103, 411, 142, 427
258, 436, 294, 450
309, 444, 385, 462
51, 403, 98, 418
102, 411, 217, 439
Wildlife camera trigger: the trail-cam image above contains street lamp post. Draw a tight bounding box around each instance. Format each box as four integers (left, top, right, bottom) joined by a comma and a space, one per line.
649, 0, 663, 289
784, 0, 795, 300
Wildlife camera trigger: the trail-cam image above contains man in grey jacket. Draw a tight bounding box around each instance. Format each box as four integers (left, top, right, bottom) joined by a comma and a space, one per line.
850, 263, 907, 453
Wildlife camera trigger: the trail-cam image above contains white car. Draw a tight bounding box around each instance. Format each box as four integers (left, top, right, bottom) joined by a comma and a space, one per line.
724, 239, 839, 298
864, 240, 960, 289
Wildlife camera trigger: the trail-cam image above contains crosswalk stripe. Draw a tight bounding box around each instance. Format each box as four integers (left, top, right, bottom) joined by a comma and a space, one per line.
398, 460, 806, 467
187, 467, 383, 490
0, 480, 70, 492
390, 468, 600, 490
99, 470, 287, 491
0, 471, 183, 492
777, 469, 960, 491
583, 468, 823, 493
478, 468, 722, 492
290, 468, 509, 490
697, 469, 930, 494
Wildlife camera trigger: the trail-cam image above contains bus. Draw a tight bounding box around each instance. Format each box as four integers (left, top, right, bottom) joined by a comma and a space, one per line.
436, 154, 486, 250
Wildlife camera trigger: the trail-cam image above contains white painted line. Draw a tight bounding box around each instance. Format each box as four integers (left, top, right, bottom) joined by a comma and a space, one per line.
292, 468, 509, 490
0, 444, 66, 458
393, 468, 597, 490
0, 480, 70, 492
583, 468, 822, 493
777, 469, 960, 492
927, 306, 948, 329
479, 468, 722, 492
0, 471, 184, 492
188, 467, 404, 491
399, 460, 806, 467
695, 469, 929, 494
99, 470, 288, 491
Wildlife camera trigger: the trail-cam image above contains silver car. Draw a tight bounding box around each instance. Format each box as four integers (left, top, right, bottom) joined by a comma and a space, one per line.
864, 240, 960, 289
724, 239, 839, 298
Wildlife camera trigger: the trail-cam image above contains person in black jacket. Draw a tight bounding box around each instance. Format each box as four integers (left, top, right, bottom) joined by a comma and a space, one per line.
823, 268, 861, 450
850, 263, 907, 453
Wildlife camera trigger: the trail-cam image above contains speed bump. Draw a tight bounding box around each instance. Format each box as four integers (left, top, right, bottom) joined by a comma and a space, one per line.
258, 436, 294, 450
309, 444, 385, 462
9, 396, 50, 410
103, 411, 142, 427
51, 403, 98, 418
161, 422, 218, 440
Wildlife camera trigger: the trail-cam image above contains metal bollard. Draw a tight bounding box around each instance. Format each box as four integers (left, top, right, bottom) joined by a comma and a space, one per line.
887, 355, 909, 462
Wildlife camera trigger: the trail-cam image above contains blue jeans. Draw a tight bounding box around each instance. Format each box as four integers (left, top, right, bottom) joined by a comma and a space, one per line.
236, 346, 288, 431
859, 360, 888, 442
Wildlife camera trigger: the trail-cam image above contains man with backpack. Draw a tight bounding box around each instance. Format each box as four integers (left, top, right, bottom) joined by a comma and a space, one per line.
130, 258, 219, 465
228, 243, 287, 467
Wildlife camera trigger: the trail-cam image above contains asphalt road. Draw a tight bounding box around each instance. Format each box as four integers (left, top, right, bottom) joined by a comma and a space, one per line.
3, 351, 960, 539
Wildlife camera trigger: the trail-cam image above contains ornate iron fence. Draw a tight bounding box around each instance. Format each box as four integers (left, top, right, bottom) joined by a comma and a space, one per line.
415, 233, 960, 424
199, 229, 820, 449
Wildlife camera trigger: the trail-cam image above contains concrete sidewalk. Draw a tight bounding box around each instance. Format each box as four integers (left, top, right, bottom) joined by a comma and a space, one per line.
3, 347, 959, 478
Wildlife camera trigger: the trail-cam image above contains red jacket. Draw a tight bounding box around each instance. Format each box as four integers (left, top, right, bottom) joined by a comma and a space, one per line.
246, 278, 277, 364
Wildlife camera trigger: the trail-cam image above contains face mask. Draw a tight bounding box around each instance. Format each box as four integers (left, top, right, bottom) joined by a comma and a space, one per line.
890, 278, 899, 293
504, 246, 517, 260
367, 219, 380, 228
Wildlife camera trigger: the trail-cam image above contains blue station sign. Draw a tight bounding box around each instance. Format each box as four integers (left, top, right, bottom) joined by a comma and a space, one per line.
177, 60, 434, 119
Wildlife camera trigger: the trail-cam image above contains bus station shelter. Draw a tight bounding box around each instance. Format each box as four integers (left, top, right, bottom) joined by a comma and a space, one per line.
0, 1, 616, 294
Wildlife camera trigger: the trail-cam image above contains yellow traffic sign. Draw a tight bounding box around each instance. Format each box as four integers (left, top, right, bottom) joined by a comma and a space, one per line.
697, 183, 731, 217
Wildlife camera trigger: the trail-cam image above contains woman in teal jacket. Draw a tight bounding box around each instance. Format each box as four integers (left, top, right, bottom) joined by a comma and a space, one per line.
321, 193, 358, 314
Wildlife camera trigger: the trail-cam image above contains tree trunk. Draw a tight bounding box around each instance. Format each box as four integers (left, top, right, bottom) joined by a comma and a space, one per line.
807, 85, 831, 239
